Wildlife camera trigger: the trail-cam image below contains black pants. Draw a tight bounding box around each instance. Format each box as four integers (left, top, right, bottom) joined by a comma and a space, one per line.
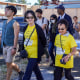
54, 67, 74, 80
23, 58, 43, 80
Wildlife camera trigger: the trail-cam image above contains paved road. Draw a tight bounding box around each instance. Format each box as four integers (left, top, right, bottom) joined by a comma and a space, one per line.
31, 56, 80, 80
1, 56, 80, 80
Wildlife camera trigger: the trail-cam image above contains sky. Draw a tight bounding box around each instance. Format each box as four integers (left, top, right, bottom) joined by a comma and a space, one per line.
0, 0, 38, 5
0, 0, 64, 5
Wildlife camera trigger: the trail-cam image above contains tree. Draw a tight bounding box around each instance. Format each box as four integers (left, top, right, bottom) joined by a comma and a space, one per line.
6, 0, 16, 2
17, 0, 27, 4
34, 3, 39, 5
37, 0, 40, 4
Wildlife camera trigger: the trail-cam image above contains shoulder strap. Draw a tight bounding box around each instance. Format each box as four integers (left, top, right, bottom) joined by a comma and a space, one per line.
25, 27, 36, 46
60, 35, 64, 51
42, 17, 44, 23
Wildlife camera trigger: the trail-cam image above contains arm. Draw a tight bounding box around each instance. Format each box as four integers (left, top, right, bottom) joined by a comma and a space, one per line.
13, 21, 20, 48
67, 47, 76, 57
42, 24, 47, 30
63, 47, 76, 63
73, 23, 80, 32
42, 18, 47, 30
11, 21, 20, 55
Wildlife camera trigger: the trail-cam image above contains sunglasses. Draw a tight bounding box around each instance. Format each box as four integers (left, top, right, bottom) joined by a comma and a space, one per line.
58, 28, 65, 30
26, 16, 34, 19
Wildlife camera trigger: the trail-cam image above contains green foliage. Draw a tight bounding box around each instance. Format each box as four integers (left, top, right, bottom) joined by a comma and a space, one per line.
6, 0, 27, 4
6, 0, 16, 2
34, 2, 39, 5
17, 0, 27, 4
37, 0, 40, 4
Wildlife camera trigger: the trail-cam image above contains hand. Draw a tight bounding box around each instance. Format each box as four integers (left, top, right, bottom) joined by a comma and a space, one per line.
73, 24, 76, 29
11, 48, 16, 55
62, 54, 71, 63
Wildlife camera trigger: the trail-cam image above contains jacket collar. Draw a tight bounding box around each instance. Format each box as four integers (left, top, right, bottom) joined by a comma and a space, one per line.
60, 13, 66, 19
59, 31, 70, 37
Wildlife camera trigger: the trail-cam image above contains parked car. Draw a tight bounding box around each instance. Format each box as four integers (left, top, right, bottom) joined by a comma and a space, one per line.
0, 17, 27, 54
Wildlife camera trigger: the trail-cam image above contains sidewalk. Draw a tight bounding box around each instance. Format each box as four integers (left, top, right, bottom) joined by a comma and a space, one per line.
31, 56, 80, 80
0, 55, 80, 80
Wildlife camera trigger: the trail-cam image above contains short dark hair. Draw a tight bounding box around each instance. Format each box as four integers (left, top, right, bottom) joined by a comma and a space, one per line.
73, 16, 78, 19
50, 14, 57, 22
57, 19, 68, 29
5, 5, 17, 16
24, 10, 37, 22
36, 9, 43, 14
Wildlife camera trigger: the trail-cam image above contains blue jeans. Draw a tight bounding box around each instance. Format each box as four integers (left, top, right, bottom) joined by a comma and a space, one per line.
48, 41, 55, 64
23, 58, 44, 80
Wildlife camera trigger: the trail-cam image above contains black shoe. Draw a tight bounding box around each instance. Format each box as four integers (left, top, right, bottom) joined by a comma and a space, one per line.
50, 62, 55, 67
18, 71, 24, 80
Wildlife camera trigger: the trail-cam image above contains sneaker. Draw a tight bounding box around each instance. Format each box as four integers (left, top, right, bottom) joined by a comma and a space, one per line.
50, 62, 53, 66
18, 71, 24, 80
50, 62, 55, 67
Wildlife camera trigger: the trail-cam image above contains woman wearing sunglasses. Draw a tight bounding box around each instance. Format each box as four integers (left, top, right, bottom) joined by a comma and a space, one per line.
54, 19, 77, 80
23, 10, 46, 80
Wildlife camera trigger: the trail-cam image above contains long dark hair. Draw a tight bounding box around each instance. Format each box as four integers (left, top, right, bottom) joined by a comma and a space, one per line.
50, 14, 57, 23
24, 10, 37, 22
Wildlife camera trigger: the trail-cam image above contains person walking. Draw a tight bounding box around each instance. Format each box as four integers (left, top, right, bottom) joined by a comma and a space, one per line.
23, 10, 46, 80
73, 16, 80, 56
56, 4, 74, 35
54, 19, 77, 80
73, 16, 80, 39
48, 14, 57, 66
1, 5, 24, 80
36, 9, 49, 62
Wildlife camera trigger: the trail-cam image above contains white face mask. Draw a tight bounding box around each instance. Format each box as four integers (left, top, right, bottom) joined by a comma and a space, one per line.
51, 20, 55, 23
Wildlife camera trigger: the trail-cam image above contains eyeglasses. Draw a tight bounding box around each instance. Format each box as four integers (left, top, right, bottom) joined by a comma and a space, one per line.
26, 16, 34, 19
58, 28, 65, 30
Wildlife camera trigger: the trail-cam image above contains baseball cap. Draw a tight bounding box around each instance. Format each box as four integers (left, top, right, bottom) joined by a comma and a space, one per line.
56, 4, 65, 10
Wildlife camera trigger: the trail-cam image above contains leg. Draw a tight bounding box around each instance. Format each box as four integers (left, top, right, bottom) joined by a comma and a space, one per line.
65, 68, 74, 80
54, 67, 63, 80
6, 46, 21, 80
3, 47, 12, 80
48, 41, 55, 64
23, 58, 37, 80
33, 63, 44, 80
6, 62, 12, 80
44, 47, 49, 60
12, 63, 20, 72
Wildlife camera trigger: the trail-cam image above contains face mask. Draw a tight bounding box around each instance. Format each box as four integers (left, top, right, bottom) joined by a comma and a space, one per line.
51, 20, 55, 23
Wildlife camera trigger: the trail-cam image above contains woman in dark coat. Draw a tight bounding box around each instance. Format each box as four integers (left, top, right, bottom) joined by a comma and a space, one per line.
23, 10, 46, 80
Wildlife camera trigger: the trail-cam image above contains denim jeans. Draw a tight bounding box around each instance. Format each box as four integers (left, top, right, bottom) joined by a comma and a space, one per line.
23, 58, 44, 80
48, 41, 55, 64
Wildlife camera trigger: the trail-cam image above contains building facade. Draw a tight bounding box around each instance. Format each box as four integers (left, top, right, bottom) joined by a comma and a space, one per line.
0, 1, 27, 17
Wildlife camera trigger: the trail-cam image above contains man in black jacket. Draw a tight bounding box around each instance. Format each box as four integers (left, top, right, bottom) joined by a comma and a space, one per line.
56, 4, 74, 35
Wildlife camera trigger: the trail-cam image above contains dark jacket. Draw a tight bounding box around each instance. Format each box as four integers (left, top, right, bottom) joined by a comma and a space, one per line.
23, 23, 46, 63
49, 23, 56, 43
57, 13, 74, 35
